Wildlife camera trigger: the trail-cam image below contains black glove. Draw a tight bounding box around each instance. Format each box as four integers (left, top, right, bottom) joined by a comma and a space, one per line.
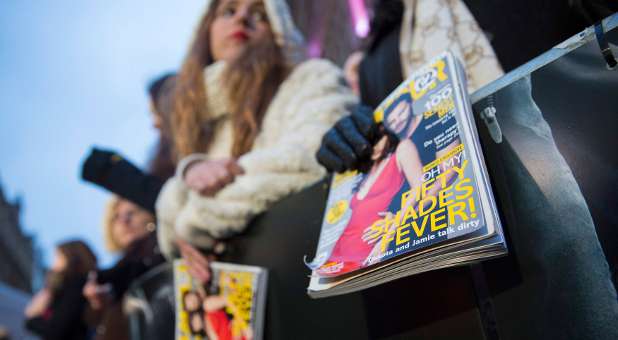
316, 105, 378, 173
81, 147, 164, 214
81, 147, 119, 183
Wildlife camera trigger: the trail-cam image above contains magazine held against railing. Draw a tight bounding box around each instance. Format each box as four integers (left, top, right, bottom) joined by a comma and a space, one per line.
174, 259, 268, 340
306, 51, 507, 298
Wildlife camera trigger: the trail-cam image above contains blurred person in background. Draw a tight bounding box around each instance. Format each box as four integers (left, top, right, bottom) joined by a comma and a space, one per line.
81, 72, 178, 214
80, 74, 178, 339
155, 0, 356, 282
147, 72, 178, 181
82, 197, 164, 340
24, 240, 97, 340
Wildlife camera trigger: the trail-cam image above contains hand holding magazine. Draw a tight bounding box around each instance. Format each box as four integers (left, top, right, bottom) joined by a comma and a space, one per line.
174, 259, 268, 339
306, 51, 506, 298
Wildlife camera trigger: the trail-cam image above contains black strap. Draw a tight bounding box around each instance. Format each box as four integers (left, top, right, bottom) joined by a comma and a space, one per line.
594, 21, 617, 69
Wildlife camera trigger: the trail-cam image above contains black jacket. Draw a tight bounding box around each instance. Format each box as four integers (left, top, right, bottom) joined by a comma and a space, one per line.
24, 275, 91, 340
96, 233, 165, 301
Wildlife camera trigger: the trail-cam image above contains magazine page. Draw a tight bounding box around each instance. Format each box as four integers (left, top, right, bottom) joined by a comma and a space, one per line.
174, 259, 267, 340
308, 51, 497, 279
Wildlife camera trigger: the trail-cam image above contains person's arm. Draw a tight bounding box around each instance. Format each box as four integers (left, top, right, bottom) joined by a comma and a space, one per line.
24, 288, 52, 319
396, 140, 424, 207
81, 147, 164, 214
362, 138, 463, 263
156, 59, 357, 257
360, 141, 424, 263
25, 278, 87, 340
95, 234, 161, 299
203, 295, 227, 312
95, 262, 132, 301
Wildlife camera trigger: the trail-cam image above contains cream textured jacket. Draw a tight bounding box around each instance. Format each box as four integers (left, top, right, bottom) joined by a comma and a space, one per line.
156, 59, 356, 258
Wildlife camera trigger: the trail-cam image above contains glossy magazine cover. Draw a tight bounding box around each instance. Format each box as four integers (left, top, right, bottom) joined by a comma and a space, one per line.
307, 51, 499, 278
174, 260, 267, 340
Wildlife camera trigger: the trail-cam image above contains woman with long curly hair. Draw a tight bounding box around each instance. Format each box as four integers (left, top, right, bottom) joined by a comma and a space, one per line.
155, 0, 356, 275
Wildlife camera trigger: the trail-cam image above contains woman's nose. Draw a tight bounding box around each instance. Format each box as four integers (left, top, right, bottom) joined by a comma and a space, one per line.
118, 214, 131, 226
233, 6, 253, 28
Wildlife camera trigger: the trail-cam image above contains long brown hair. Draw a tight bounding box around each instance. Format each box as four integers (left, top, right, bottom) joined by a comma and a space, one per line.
171, 0, 289, 160
56, 240, 98, 277
148, 73, 177, 180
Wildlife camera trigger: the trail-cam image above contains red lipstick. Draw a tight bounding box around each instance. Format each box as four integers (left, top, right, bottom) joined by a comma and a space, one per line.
231, 30, 249, 41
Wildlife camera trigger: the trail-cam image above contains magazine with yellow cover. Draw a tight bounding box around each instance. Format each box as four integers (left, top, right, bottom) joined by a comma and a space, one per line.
306, 51, 506, 298
174, 259, 268, 340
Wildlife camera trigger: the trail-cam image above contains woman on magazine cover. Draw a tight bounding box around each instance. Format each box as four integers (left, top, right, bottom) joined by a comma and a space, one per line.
319, 92, 463, 274
203, 272, 254, 340
179, 275, 252, 340
317, 131, 402, 276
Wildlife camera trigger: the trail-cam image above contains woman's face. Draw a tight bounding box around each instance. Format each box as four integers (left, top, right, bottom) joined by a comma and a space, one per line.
51, 250, 68, 272
210, 0, 271, 62
112, 199, 154, 250
184, 292, 202, 312
385, 100, 412, 136
149, 100, 163, 131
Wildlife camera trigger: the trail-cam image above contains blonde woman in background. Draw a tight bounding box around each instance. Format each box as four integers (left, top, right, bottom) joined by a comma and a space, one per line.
83, 197, 164, 340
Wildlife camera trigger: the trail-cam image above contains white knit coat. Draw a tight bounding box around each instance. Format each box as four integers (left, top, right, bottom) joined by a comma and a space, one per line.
156, 59, 356, 258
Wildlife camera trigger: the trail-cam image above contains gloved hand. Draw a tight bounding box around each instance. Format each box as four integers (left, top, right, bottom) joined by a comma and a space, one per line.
81, 147, 163, 214
81, 147, 121, 183
316, 105, 378, 173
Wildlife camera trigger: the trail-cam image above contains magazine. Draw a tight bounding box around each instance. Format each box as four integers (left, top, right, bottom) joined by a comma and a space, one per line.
306, 51, 507, 298
174, 259, 268, 340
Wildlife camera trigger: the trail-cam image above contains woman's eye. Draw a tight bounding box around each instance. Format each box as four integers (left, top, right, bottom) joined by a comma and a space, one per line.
222, 6, 236, 17
250, 10, 267, 23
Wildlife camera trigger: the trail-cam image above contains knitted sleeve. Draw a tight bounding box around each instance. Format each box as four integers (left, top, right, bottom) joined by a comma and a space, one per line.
156, 59, 357, 258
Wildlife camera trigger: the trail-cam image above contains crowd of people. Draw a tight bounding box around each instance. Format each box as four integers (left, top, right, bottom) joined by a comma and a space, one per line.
21, 0, 616, 339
